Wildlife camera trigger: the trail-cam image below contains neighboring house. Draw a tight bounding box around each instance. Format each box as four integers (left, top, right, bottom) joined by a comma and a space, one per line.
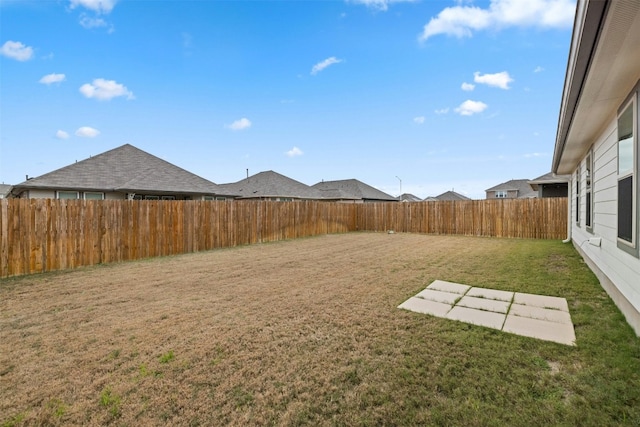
431, 190, 471, 201
399, 193, 422, 202
552, 0, 640, 335
312, 179, 397, 203
9, 144, 235, 200
528, 172, 570, 198
485, 179, 536, 199
218, 170, 323, 201
0, 184, 12, 199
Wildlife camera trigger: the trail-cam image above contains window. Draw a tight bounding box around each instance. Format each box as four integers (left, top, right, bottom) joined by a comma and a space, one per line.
215, 196, 227, 201
495, 191, 507, 198
586, 151, 593, 231
161, 196, 176, 200
575, 170, 580, 224
144, 195, 160, 200
618, 98, 636, 250
84, 192, 104, 200
57, 191, 79, 199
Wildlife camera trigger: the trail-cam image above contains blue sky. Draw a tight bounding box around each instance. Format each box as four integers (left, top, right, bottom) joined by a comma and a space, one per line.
0, 0, 576, 199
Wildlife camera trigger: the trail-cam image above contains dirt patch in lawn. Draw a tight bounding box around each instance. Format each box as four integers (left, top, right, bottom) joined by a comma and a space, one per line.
1, 232, 638, 426
0, 233, 486, 425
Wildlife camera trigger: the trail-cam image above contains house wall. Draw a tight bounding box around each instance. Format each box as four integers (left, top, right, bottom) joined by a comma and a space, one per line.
14, 190, 229, 201
571, 117, 640, 335
486, 190, 518, 199
105, 192, 125, 200
26, 189, 56, 198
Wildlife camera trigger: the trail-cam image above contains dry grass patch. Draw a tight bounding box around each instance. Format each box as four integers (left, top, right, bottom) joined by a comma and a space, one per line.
1, 232, 639, 426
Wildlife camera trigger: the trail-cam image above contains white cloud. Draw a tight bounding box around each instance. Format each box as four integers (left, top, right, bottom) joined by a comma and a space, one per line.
455, 100, 488, 116
534, 66, 544, 73
461, 82, 475, 91
79, 14, 107, 28
39, 73, 66, 85
311, 57, 343, 75
75, 126, 100, 137
69, 0, 117, 14
419, 0, 576, 41
348, 0, 416, 12
435, 108, 450, 115
79, 78, 134, 100
55, 130, 70, 140
285, 146, 304, 157
0, 40, 34, 61
227, 118, 252, 131
413, 116, 425, 124
474, 71, 513, 89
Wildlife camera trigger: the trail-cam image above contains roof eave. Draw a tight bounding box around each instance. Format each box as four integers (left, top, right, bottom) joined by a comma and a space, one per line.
552, 0, 610, 174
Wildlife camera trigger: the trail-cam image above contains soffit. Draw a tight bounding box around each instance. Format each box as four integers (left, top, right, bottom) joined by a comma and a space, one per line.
557, 0, 640, 174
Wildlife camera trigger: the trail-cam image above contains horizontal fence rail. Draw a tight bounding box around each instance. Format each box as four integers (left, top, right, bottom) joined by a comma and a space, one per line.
0, 198, 567, 278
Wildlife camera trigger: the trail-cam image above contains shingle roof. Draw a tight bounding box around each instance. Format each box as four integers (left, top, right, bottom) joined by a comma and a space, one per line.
485, 179, 536, 198
12, 144, 230, 196
312, 179, 397, 201
528, 172, 570, 184
434, 191, 471, 201
399, 193, 422, 202
218, 171, 323, 199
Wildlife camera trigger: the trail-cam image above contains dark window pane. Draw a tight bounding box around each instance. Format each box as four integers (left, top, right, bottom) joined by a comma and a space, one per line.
618, 176, 633, 242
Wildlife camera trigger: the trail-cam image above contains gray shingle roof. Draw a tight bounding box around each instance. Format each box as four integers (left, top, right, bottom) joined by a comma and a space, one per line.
218, 171, 323, 199
434, 191, 471, 201
399, 193, 422, 202
12, 144, 229, 196
485, 179, 536, 198
528, 172, 570, 184
312, 179, 397, 201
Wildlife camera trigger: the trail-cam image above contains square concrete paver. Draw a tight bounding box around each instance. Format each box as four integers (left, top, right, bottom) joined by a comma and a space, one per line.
446, 306, 506, 330
509, 303, 573, 325
399, 280, 575, 346
398, 297, 452, 317
466, 287, 514, 302
416, 289, 461, 305
513, 292, 569, 312
456, 295, 511, 314
503, 315, 576, 346
426, 280, 470, 295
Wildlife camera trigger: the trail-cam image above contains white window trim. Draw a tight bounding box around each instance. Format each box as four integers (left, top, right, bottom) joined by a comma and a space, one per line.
83, 192, 104, 200
616, 83, 639, 258
575, 169, 580, 226
57, 190, 79, 200
586, 150, 594, 233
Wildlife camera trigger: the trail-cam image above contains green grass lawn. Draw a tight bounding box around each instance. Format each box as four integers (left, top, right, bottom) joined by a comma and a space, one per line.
1, 233, 639, 426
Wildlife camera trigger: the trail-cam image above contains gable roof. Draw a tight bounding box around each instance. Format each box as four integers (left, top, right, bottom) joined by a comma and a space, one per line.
12, 144, 229, 196
312, 179, 397, 201
218, 171, 323, 200
485, 179, 536, 198
553, 0, 640, 174
399, 193, 422, 202
434, 190, 471, 201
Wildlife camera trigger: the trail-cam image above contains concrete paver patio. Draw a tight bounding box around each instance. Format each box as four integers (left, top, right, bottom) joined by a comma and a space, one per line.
398, 280, 576, 346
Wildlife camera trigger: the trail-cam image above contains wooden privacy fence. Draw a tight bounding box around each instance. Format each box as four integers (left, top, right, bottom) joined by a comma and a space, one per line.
0, 197, 567, 278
